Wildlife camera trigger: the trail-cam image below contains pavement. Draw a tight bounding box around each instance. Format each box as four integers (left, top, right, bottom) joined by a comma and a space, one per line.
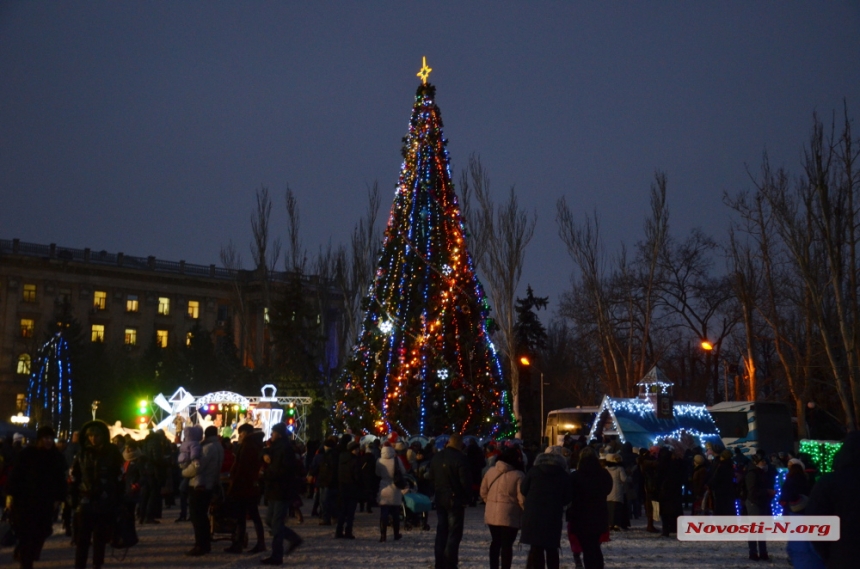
0, 504, 789, 568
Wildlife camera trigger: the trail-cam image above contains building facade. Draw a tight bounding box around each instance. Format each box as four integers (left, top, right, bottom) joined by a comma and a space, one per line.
0, 238, 342, 422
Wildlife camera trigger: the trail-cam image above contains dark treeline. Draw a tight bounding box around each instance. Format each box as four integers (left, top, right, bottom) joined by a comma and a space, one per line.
532, 107, 859, 439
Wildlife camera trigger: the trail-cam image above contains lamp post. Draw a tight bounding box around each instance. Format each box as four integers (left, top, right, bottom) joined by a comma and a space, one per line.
701, 340, 737, 402
520, 356, 547, 445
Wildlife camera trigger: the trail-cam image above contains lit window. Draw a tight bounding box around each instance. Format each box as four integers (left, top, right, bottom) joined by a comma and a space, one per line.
126, 294, 139, 312
156, 329, 168, 348
23, 284, 36, 302
187, 300, 199, 319
20, 319, 34, 338
16, 354, 31, 375
91, 324, 105, 342
125, 328, 137, 346
186, 331, 193, 346
93, 290, 107, 310
158, 297, 170, 315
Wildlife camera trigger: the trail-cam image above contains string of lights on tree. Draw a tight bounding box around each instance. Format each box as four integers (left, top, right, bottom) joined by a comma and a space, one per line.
799, 439, 843, 474
26, 332, 74, 435
335, 58, 512, 437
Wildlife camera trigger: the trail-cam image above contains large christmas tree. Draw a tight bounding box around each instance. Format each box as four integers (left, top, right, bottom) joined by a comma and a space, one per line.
337, 59, 513, 437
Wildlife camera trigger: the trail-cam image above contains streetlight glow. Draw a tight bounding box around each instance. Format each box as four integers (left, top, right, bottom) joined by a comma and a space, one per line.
701, 341, 714, 351
520, 356, 531, 366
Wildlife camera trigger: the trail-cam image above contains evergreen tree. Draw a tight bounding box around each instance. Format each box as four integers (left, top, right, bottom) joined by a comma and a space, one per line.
269, 273, 324, 396
513, 285, 548, 442
514, 285, 549, 357
336, 63, 512, 437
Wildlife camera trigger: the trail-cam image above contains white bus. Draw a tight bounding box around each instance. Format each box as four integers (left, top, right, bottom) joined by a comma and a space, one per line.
544, 407, 599, 446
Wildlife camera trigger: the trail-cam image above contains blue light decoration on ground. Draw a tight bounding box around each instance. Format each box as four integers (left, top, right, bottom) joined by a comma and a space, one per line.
334, 59, 513, 438
26, 332, 74, 436
771, 466, 788, 516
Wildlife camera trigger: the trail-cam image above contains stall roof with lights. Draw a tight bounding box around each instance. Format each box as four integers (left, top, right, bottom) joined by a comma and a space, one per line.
588, 395, 721, 449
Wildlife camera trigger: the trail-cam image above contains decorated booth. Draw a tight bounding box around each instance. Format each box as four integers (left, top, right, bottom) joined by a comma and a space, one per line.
588, 367, 721, 449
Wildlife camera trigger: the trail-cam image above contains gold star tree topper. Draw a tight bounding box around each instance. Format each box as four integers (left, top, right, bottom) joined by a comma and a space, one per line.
417, 56, 432, 84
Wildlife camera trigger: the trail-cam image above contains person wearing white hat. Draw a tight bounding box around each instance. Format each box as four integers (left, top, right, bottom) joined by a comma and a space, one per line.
605, 453, 628, 530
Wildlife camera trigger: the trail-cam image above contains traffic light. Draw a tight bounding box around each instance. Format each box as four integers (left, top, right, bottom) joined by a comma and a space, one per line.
137, 399, 149, 427
287, 403, 296, 430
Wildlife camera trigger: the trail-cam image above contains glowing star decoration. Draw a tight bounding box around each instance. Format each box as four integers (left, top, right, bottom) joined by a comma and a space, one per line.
442, 264, 452, 276
417, 56, 432, 84
378, 320, 394, 334
437, 368, 449, 380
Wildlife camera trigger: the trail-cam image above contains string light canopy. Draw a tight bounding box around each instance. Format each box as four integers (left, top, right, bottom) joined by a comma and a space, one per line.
335, 58, 512, 437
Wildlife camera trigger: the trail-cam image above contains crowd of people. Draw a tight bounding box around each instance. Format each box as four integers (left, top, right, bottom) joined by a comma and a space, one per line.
0, 423, 857, 569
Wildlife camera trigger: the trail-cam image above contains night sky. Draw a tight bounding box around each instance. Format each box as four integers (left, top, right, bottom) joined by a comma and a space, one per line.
2, 3, 859, 310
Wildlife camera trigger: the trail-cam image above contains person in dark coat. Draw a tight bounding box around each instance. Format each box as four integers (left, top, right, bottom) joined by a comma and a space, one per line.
465, 439, 485, 506
707, 449, 737, 516
317, 436, 342, 525
521, 447, 573, 569
567, 447, 612, 569
638, 447, 660, 533
745, 452, 775, 561
6, 425, 68, 569
224, 424, 266, 553
358, 444, 379, 514
656, 446, 685, 537
690, 454, 710, 514
335, 441, 362, 539
428, 433, 472, 569
807, 431, 860, 569
260, 424, 303, 565
70, 420, 124, 569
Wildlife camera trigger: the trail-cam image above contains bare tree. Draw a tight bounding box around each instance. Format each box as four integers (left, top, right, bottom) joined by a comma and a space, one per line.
220, 240, 255, 369
335, 182, 381, 353
467, 164, 537, 434
283, 185, 305, 274
752, 109, 860, 429
458, 153, 492, 273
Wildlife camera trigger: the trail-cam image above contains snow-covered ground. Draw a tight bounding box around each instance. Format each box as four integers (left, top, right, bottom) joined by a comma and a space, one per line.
2, 505, 789, 568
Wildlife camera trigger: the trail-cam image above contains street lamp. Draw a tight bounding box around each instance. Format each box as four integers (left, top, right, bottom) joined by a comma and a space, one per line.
701, 340, 738, 402
520, 356, 548, 445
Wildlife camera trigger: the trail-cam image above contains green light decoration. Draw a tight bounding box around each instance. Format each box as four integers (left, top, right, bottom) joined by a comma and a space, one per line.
799, 439, 843, 474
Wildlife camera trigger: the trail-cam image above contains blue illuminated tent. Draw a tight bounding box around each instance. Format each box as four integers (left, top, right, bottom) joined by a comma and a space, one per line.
587, 367, 721, 449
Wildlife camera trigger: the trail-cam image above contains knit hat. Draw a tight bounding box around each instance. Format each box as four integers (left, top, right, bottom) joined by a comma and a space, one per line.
787, 457, 805, 469
271, 423, 288, 437
12, 433, 23, 443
